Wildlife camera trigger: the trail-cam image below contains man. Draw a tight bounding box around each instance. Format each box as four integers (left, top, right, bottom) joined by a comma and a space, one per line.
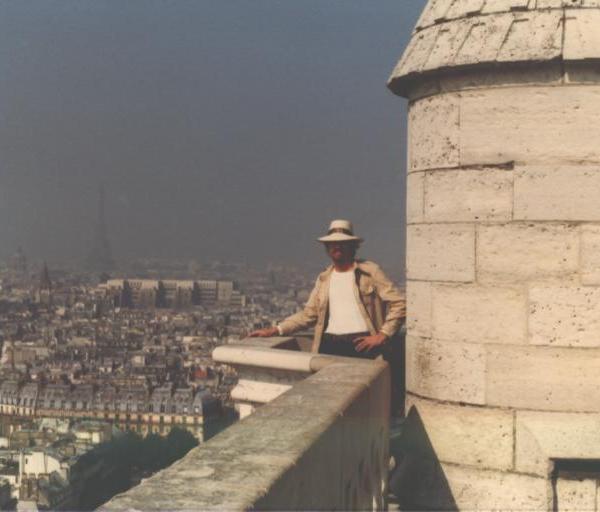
250, 219, 405, 359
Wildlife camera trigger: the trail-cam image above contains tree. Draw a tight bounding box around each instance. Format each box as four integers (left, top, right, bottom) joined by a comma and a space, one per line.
165, 427, 198, 465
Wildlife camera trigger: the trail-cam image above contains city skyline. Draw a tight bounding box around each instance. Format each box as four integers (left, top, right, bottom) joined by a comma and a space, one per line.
0, 1, 425, 273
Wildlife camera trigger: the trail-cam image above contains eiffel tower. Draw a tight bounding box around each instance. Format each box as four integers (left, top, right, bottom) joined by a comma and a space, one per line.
85, 184, 115, 273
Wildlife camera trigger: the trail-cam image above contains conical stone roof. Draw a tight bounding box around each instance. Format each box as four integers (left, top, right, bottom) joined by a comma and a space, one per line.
389, 0, 600, 97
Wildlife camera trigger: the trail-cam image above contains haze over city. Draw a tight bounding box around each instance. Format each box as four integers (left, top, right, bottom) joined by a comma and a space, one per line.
0, 0, 426, 274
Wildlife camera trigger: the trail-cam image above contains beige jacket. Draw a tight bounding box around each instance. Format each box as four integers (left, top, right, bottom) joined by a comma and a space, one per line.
278, 260, 406, 353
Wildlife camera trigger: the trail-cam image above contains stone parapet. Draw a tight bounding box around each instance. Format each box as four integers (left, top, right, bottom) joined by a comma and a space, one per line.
101, 338, 391, 511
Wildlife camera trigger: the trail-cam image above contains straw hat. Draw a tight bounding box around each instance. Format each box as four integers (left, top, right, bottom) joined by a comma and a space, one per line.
317, 219, 363, 243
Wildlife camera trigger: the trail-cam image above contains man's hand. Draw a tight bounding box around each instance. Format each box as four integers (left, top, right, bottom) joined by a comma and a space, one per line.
249, 327, 279, 338
353, 333, 388, 352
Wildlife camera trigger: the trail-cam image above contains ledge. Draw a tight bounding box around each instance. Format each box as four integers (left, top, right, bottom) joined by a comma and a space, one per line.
101, 338, 391, 511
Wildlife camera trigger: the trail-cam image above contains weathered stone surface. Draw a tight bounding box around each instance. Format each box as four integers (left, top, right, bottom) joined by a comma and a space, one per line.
529, 286, 600, 347
432, 284, 527, 344
406, 335, 486, 404
453, 14, 514, 67
415, 0, 453, 31
536, 0, 563, 7
460, 86, 600, 166
564, 9, 600, 60
423, 19, 473, 72
445, 0, 486, 20
406, 395, 513, 470
581, 225, 600, 285
414, 462, 549, 511
391, 26, 440, 79
103, 357, 390, 511
438, 64, 563, 97
556, 478, 597, 512
486, 345, 600, 412
477, 223, 579, 284
482, 0, 530, 13
406, 173, 424, 224
425, 169, 513, 222
514, 165, 600, 220
407, 224, 475, 282
516, 410, 600, 476
497, 11, 563, 62
406, 280, 432, 338
408, 94, 460, 172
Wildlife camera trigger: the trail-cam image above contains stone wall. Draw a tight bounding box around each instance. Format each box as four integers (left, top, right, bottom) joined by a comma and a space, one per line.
391, 1, 600, 509
101, 342, 390, 511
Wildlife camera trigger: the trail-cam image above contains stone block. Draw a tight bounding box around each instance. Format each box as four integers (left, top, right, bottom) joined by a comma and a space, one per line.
564, 10, 600, 61
406, 335, 486, 405
407, 224, 475, 282
406, 173, 424, 224
432, 284, 527, 344
556, 478, 597, 512
439, 64, 563, 95
414, 462, 549, 511
406, 395, 513, 470
460, 86, 600, 167
497, 11, 563, 62
486, 345, 600, 412
581, 225, 600, 285
425, 168, 513, 222
454, 14, 514, 66
565, 62, 600, 85
392, 26, 440, 78
476, 223, 579, 284
529, 286, 600, 347
408, 94, 460, 172
415, 0, 452, 30
516, 410, 600, 476
423, 19, 472, 72
406, 280, 432, 338
514, 165, 600, 220
536, 0, 563, 7
446, 0, 485, 19
481, 0, 530, 13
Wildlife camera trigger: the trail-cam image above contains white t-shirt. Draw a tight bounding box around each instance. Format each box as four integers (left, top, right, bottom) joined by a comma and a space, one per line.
324, 269, 369, 335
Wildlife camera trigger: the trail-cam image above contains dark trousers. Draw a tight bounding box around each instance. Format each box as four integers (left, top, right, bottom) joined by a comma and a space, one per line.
319, 332, 383, 360
320, 330, 406, 418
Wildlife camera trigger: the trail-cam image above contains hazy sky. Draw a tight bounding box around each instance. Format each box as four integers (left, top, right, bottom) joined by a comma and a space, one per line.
0, 0, 425, 274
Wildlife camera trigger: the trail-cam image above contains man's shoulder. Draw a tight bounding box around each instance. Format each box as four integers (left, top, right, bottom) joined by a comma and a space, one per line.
317, 265, 334, 282
355, 259, 382, 275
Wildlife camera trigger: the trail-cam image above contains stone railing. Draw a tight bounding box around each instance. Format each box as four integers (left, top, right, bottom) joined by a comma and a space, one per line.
101, 337, 391, 510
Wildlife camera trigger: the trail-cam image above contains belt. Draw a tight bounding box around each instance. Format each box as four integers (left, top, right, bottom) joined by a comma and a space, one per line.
324, 332, 369, 341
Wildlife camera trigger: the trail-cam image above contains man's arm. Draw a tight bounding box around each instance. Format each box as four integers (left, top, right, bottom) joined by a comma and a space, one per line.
372, 265, 406, 338
250, 278, 320, 337
354, 264, 406, 353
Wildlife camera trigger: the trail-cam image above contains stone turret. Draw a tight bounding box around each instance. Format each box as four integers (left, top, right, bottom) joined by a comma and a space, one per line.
390, 1, 600, 510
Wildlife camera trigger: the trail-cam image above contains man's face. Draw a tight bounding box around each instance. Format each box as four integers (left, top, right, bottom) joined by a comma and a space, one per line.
325, 241, 356, 264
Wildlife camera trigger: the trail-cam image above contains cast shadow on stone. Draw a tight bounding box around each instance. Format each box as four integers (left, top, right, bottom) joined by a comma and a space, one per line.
389, 406, 457, 511
383, 331, 405, 418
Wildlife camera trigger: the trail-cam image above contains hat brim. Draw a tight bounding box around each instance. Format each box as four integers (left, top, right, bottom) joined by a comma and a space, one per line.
317, 233, 363, 243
